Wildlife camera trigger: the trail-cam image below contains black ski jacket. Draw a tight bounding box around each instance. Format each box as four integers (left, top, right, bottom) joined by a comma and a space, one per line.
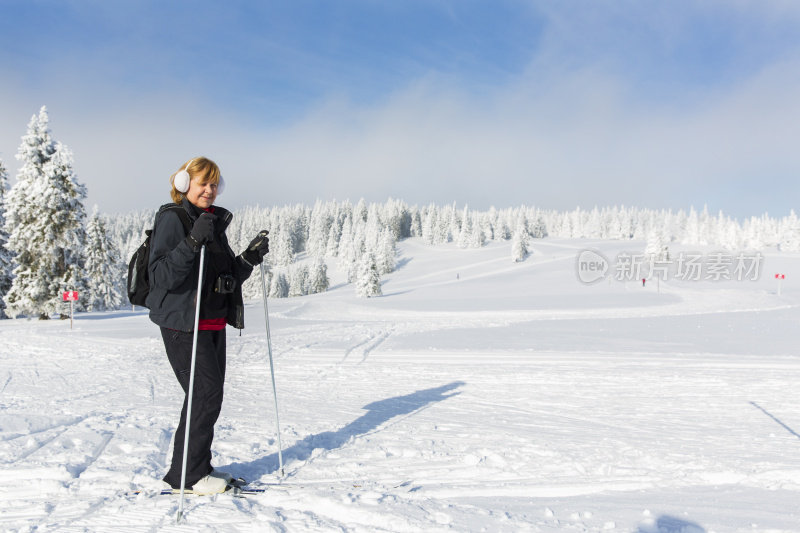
146, 199, 253, 332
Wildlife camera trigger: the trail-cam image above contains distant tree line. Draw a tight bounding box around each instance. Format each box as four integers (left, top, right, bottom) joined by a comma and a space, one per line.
110, 200, 800, 300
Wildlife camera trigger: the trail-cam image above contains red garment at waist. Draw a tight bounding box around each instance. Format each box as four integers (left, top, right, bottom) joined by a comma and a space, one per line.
199, 317, 226, 331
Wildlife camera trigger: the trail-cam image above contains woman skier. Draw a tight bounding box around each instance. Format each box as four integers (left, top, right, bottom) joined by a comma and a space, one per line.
147, 156, 269, 494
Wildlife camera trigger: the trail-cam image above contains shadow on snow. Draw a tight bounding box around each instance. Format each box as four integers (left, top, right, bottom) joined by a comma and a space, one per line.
750, 401, 800, 440
73, 309, 149, 320
229, 381, 465, 480
638, 515, 705, 533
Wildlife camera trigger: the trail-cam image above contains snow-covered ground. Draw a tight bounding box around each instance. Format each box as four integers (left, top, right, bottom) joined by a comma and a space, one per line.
2, 238, 800, 532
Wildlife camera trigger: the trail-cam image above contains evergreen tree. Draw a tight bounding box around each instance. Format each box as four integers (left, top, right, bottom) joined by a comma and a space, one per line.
354, 198, 368, 223
364, 204, 382, 252
4, 107, 89, 319
410, 208, 422, 238
469, 213, 486, 248
484, 207, 497, 241
511, 218, 529, 262
269, 270, 289, 298
422, 208, 436, 245
306, 201, 331, 258
619, 208, 633, 239
585, 207, 602, 238
559, 213, 572, 238
530, 216, 548, 238
308, 256, 330, 294
351, 220, 367, 261
457, 205, 471, 248
437, 204, 453, 244
571, 208, 585, 238
355, 252, 382, 298
377, 227, 396, 274
337, 217, 359, 283
644, 229, 666, 261
0, 158, 13, 318
288, 264, 309, 297
325, 220, 341, 257
778, 210, 800, 252
270, 221, 295, 267
85, 206, 123, 311
446, 203, 460, 243
498, 215, 512, 240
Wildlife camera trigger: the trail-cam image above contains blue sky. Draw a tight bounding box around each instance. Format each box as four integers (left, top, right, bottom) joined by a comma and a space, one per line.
1, 1, 799, 218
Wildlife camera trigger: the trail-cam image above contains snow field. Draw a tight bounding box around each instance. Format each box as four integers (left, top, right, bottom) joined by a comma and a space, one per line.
2, 238, 800, 531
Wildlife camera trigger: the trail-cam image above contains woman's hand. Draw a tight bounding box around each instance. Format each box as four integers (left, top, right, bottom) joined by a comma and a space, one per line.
242, 230, 269, 265
188, 212, 216, 249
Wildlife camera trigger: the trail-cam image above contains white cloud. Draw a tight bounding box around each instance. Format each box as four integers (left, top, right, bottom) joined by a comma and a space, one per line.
243, 55, 800, 216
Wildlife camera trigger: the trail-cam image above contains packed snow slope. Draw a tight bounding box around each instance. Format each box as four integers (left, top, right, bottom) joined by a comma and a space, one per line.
2, 238, 800, 532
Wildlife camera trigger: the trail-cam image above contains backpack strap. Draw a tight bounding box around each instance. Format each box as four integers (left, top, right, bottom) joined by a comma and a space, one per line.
157, 203, 193, 235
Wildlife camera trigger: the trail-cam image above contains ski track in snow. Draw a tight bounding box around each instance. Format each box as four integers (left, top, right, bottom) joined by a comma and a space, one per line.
2, 238, 800, 531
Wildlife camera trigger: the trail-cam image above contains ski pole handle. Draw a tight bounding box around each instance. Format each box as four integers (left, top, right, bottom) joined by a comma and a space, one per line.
248, 230, 269, 252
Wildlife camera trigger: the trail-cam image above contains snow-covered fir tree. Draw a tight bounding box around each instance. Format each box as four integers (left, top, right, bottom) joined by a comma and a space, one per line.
644, 229, 667, 261
778, 210, 800, 252
355, 252, 382, 298
308, 256, 330, 294
270, 222, 295, 267
446, 203, 459, 243
421, 207, 436, 245
350, 220, 367, 277
288, 264, 309, 297
354, 198, 368, 223
337, 216, 358, 282
469, 212, 486, 248
584, 207, 602, 238
376, 228, 396, 274
365, 204, 382, 251
511, 217, 529, 262
269, 270, 289, 298
410, 208, 422, 238
457, 205, 471, 248
0, 158, 13, 318
325, 220, 341, 257
716, 212, 740, 251
84, 206, 123, 311
530, 216, 548, 238
480, 210, 494, 241
3, 107, 89, 319
306, 201, 331, 258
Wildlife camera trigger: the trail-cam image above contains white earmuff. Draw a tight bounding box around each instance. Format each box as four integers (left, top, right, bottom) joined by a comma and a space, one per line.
173, 159, 194, 194
173, 158, 224, 195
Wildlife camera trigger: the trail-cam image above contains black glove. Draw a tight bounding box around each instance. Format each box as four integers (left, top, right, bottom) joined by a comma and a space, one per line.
187, 212, 216, 250
241, 230, 269, 266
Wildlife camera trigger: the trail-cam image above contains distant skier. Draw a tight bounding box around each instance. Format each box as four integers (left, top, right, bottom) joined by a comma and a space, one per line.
147, 157, 269, 494
642, 278, 646, 287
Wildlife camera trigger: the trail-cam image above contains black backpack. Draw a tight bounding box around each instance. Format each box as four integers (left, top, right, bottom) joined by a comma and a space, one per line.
127, 205, 192, 307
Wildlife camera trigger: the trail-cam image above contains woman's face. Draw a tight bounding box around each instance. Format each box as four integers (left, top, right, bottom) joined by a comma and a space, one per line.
185, 174, 218, 209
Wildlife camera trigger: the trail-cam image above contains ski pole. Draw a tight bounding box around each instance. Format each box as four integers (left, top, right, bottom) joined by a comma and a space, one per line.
177, 244, 206, 524
260, 260, 284, 477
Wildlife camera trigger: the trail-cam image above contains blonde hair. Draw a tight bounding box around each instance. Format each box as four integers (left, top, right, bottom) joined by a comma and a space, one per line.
169, 156, 221, 204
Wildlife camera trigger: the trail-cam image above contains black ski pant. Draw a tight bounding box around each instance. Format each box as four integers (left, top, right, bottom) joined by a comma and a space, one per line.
160, 327, 226, 489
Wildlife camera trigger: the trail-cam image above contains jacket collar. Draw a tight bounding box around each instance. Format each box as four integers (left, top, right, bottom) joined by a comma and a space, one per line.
181, 198, 233, 231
